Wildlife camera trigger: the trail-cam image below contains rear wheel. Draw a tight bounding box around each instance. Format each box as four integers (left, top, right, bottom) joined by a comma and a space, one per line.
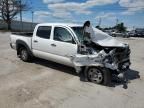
87, 67, 111, 85
19, 47, 30, 62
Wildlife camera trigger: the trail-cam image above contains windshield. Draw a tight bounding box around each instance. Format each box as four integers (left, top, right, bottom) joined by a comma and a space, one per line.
71, 27, 84, 43
72, 26, 111, 43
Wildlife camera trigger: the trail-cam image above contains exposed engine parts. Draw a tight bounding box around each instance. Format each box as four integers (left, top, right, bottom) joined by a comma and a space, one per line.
73, 43, 131, 73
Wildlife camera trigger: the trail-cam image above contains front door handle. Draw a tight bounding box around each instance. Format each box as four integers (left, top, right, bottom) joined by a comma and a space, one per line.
34, 40, 38, 43
51, 44, 56, 47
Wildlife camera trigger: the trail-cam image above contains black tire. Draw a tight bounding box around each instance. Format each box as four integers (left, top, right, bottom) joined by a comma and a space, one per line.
87, 67, 111, 85
19, 47, 31, 62
102, 68, 111, 86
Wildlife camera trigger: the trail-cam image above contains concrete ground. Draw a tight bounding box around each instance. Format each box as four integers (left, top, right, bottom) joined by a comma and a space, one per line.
0, 32, 144, 108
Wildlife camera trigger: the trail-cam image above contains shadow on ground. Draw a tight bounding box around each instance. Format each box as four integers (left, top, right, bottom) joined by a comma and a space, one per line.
32, 58, 140, 89
111, 69, 140, 89
33, 58, 77, 76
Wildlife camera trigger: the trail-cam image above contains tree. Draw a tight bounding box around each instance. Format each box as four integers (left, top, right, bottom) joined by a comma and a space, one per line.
114, 22, 127, 32
96, 25, 102, 30
0, 0, 29, 30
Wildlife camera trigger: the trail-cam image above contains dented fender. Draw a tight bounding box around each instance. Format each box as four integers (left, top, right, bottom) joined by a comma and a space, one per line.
72, 50, 107, 73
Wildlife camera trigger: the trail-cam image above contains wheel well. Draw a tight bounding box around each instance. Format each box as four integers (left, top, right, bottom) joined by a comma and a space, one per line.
16, 40, 33, 57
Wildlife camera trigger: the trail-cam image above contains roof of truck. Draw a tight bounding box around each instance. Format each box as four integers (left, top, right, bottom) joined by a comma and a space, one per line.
37, 23, 82, 27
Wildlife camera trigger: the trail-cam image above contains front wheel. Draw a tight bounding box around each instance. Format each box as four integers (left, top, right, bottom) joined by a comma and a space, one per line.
87, 67, 111, 85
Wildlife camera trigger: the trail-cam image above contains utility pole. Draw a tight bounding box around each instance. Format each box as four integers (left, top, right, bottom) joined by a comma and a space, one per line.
116, 18, 119, 25
19, 0, 23, 32
98, 17, 102, 27
31, 11, 34, 31
133, 26, 135, 31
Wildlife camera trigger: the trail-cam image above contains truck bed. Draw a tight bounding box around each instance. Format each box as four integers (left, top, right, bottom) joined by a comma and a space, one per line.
12, 32, 33, 37
10, 33, 32, 50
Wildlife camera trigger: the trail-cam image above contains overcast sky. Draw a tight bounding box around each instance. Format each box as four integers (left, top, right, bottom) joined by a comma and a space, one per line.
21, 0, 144, 28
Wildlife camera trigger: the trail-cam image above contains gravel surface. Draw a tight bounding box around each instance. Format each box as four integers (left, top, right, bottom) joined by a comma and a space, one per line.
0, 32, 144, 108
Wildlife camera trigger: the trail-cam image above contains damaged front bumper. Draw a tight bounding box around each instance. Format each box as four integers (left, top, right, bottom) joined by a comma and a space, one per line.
72, 45, 131, 75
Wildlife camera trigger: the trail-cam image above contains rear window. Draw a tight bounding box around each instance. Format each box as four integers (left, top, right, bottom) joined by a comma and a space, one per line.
36, 26, 51, 39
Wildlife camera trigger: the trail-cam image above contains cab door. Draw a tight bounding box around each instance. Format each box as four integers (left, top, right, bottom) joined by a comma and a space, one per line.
32, 26, 54, 60
50, 26, 78, 66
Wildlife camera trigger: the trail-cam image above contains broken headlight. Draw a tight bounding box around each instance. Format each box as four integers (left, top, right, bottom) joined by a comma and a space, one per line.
104, 55, 113, 64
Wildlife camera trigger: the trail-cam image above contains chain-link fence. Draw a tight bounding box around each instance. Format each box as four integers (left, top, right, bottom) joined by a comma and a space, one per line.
0, 19, 37, 32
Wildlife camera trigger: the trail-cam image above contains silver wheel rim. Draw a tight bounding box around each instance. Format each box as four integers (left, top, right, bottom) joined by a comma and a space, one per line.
88, 68, 103, 84
21, 49, 27, 60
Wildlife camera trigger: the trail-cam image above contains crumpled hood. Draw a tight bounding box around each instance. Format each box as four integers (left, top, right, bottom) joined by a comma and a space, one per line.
91, 27, 125, 47
93, 37, 125, 47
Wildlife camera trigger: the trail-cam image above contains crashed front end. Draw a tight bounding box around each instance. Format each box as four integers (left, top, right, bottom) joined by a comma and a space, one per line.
71, 26, 131, 78
102, 45, 131, 72
72, 44, 131, 77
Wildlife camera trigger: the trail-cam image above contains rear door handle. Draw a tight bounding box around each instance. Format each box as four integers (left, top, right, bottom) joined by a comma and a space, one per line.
51, 44, 56, 47
65, 55, 74, 58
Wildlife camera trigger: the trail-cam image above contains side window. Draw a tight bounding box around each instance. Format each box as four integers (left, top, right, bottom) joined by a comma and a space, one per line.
36, 26, 51, 39
54, 27, 75, 44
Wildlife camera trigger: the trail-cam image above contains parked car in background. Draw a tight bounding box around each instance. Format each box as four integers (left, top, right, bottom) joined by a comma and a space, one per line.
110, 32, 129, 38
128, 30, 136, 37
135, 28, 144, 37
128, 28, 144, 37
104, 30, 112, 36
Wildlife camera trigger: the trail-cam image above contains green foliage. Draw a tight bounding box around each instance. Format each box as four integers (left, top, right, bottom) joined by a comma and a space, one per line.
96, 25, 102, 30
100, 22, 127, 33
114, 22, 127, 32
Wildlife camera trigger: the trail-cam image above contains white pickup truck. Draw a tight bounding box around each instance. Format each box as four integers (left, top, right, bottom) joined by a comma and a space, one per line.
10, 23, 131, 85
